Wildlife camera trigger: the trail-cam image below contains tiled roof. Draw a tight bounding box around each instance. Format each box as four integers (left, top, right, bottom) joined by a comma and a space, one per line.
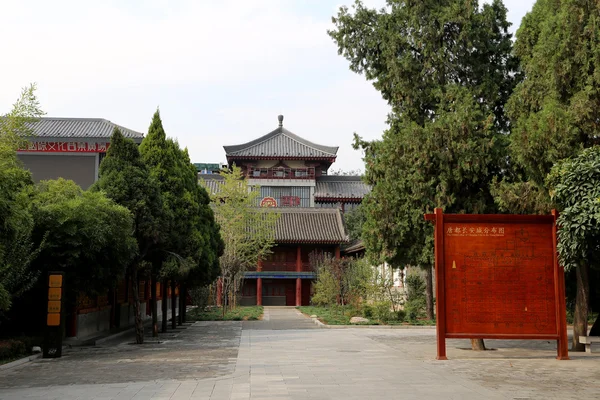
315, 176, 371, 200
342, 239, 365, 254
272, 208, 348, 244
199, 174, 224, 194
23, 117, 144, 140
224, 125, 338, 160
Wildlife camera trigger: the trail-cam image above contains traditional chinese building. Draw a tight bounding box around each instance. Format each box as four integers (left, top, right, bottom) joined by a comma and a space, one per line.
201, 115, 371, 306
17, 117, 144, 189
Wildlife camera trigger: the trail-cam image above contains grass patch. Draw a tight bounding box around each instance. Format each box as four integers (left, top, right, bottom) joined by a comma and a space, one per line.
187, 306, 263, 321
297, 306, 436, 326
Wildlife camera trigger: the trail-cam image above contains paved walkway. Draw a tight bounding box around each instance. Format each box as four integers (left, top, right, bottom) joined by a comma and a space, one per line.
0, 307, 598, 399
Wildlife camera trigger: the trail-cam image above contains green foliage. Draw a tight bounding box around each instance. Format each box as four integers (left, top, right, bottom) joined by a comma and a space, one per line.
0, 85, 44, 312
93, 129, 163, 264
0, 83, 45, 150
188, 306, 263, 321
330, 1, 517, 271
31, 179, 136, 297
311, 255, 371, 310
202, 165, 277, 306
405, 273, 427, 321
547, 147, 600, 272
311, 268, 339, 307
495, 0, 600, 213
373, 300, 393, 323
139, 111, 223, 287
344, 203, 366, 241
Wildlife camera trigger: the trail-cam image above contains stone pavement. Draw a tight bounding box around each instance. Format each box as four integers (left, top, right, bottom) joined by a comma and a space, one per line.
0, 307, 598, 399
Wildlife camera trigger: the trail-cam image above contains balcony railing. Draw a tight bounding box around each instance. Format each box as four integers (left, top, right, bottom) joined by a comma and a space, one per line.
248, 262, 313, 272
248, 167, 315, 180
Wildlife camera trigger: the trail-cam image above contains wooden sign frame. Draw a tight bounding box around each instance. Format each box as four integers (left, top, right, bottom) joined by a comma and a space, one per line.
425, 208, 569, 360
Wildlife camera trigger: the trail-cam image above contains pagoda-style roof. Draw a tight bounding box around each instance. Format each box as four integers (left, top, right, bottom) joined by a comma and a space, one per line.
272, 208, 348, 244
224, 115, 338, 161
19, 117, 144, 142
315, 176, 371, 202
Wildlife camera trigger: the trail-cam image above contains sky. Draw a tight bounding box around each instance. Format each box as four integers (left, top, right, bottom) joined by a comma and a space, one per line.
1, 0, 536, 172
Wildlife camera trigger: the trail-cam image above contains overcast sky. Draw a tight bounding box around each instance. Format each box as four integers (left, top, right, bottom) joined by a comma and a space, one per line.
1, 0, 536, 171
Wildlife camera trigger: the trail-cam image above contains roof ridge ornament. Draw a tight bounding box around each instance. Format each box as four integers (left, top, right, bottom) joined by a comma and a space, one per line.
278, 114, 283, 127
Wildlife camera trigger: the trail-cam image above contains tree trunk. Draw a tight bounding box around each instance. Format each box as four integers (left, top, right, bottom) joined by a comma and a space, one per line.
171, 280, 177, 329
161, 279, 168, 332
151, 275, 158, 337
471, 339, 486, 351
178, 284, 184, 325
425, 265, 434, 320
131, 266, 144, 344
572, 264, 590, 351
181, 284, 187, 323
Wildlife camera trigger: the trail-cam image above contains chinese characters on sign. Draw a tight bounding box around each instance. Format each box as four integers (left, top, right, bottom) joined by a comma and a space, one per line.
446, 225, 505, 237
280, 196, 301, 207
19, 141, 109, 153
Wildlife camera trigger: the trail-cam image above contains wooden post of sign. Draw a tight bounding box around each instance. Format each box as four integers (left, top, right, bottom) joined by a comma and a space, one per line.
44, 272, 64, 358
552, 210, 570, 360
433, 208, 447, 360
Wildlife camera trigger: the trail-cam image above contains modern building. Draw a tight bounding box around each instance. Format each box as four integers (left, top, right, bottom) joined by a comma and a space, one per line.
201, 115, 371, 306
17, 117, 144, 189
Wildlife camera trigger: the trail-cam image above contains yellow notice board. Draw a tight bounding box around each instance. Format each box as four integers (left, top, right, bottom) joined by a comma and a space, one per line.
47, 313, 60, 326
48, 287, 62, 300
49, 275, 63, 288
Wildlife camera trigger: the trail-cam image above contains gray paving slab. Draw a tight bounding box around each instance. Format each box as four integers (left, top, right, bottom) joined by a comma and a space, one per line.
0, 307, 599, 399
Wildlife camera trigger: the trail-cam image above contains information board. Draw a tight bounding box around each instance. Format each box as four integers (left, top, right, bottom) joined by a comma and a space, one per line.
425, 209, 569, 360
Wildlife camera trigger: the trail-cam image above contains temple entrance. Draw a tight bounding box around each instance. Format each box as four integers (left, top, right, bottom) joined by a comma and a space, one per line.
241, 279, 312, 306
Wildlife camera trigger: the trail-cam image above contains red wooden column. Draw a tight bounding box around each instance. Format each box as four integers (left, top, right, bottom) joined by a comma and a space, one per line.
335, 246, 341, 259
296, 246, 302, 306
257, 259, 263, 306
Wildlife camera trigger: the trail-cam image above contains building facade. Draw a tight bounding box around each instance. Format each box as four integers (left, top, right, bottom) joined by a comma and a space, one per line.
201, 115, 371, 306
17, 117, 144, 189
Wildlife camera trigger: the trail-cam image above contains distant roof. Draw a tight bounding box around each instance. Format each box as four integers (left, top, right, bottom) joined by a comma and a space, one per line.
194, 163, 223, 172
272, 208, 348, 244
224, 116, 338, 160
342, 239, 365, 254
23, 117, 144, 141
315, 176, 371, 201
199, 174, 224, 194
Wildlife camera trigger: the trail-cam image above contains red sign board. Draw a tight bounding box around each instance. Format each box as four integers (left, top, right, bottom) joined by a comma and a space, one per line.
425, 209, 569, 360
19, 141, 109, 153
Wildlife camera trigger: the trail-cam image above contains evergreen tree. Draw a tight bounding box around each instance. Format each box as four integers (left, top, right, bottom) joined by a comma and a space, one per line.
92, 129, 163, 344
494, 0, 600, 350
330, 0, 518, 329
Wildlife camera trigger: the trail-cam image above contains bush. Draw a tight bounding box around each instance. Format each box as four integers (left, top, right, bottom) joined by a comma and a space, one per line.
374, 301, 392, 323
361, 304, 374, 319
396, 309, 406, 322
405, 273, 426, 302
0, 340, 26, 360
404, 298, 426, 322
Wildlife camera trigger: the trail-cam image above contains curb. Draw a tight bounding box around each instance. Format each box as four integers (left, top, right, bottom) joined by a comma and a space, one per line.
0, 353, 42, 371
308, 316, 436, 329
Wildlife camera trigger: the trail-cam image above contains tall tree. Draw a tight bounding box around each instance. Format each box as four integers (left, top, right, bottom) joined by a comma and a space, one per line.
92, 129, 163, 343
494, 0, 600, 350
547, 147, 600, 349
330, 0, 518, 332
0, 84, 45, 312
201, 165, 278, 313
139, 111, 198, 332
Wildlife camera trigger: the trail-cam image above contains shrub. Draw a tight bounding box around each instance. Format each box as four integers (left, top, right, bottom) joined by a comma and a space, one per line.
404, 298, 426, 322
396, 309, 406, 322
0, 340, 26, 360
362, 304, 374, 319
374, 301, 392, 323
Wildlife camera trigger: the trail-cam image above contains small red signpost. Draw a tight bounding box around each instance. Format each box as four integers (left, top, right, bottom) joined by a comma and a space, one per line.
425, 208, 569, 360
